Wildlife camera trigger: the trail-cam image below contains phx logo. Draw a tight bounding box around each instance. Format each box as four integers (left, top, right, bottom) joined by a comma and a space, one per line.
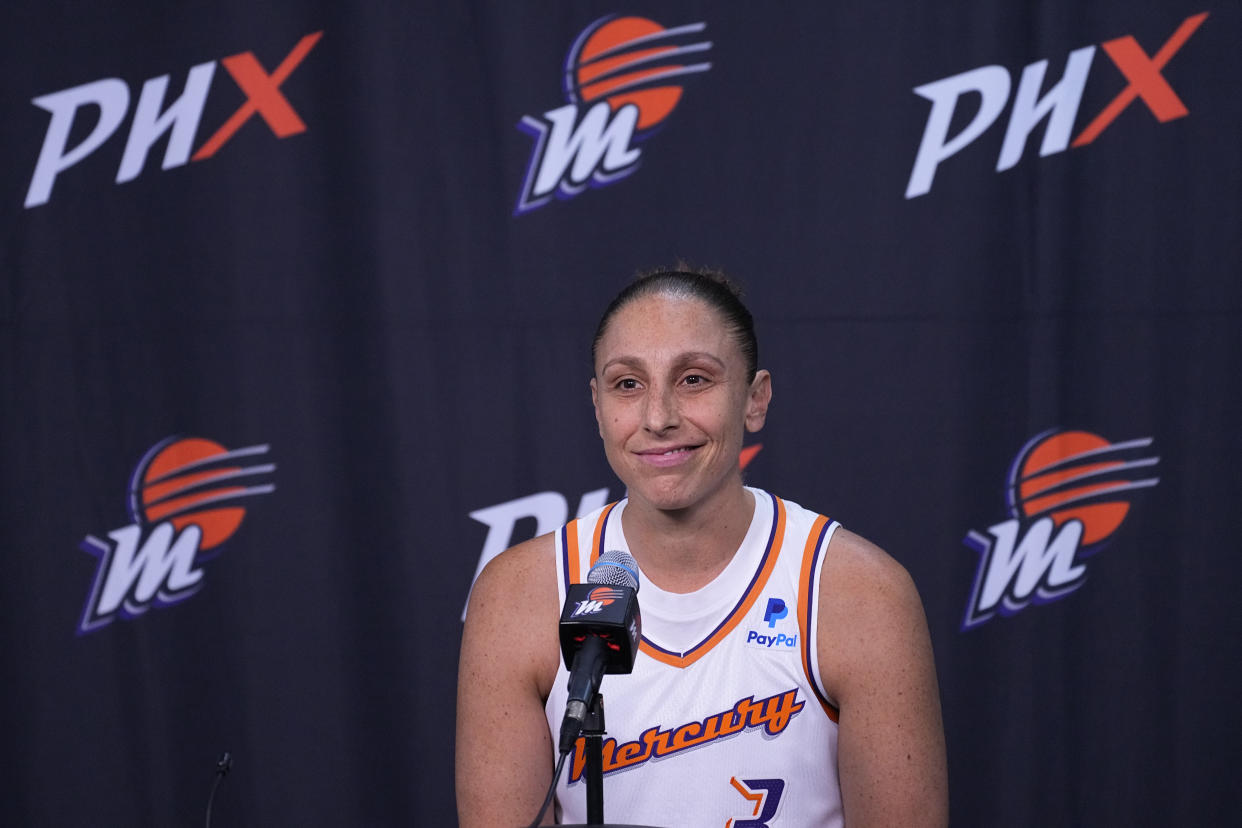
514, 15, 713, 215
571, 586, 627, 617
962, 429, 1159, 630
78, 436, 275, 634
905, 12, 1209, 198
25, 31, 321, 207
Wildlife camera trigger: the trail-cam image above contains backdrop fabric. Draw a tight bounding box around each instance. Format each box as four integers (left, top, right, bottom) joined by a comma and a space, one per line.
2, 2, 1238, 825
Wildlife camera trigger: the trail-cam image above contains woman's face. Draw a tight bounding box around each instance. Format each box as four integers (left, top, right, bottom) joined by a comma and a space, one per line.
590, 292, 770, 514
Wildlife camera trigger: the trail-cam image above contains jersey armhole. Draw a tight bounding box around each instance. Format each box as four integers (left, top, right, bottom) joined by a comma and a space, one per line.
799, 516, 841, 721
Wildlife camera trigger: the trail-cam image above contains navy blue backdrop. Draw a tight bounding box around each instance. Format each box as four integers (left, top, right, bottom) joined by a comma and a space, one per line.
2, 1, 1238, 825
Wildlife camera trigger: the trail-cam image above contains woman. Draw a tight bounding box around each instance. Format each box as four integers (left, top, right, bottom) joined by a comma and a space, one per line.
456, 268, 948, 826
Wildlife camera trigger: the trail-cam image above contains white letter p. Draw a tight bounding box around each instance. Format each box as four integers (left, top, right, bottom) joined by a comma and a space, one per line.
25, 78, 130, 208
905, 66, 1011, 198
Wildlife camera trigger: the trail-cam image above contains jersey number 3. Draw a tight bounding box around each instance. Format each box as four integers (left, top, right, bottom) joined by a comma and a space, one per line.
726, 777, 785, 827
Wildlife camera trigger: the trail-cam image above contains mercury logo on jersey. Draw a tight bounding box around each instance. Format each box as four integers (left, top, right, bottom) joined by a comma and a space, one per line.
566, 688, 804, 785
514, 15, 712, 215
906, 11, 1208, 198
78, 436, 275, 634
24, 31, 321, 208
961, 429, 1159, 631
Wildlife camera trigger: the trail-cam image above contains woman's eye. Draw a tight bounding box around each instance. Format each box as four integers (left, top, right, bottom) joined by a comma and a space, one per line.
616, 378, 639, 390
683, 374, 706, 386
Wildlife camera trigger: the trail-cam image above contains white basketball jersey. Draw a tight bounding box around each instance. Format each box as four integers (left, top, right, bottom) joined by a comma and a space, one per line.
544, 488, 844, 827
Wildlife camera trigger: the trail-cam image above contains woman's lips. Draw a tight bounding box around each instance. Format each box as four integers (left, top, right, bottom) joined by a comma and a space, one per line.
635, 445, 699, 468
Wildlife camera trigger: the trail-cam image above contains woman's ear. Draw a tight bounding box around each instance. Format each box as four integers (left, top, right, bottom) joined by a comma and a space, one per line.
745, 370, 772, 433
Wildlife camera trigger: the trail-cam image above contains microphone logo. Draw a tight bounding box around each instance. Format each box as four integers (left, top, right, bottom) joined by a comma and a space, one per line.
570, 586, 626, 617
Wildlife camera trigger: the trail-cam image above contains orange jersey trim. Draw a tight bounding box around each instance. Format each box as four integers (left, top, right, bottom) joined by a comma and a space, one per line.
565, 502, 619, 586
564, 518, 581, 586
590, 502, 617, 571
798, 515, 839, 722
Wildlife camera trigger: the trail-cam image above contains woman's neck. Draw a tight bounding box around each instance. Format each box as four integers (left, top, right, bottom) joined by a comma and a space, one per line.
621, 483, 756, 593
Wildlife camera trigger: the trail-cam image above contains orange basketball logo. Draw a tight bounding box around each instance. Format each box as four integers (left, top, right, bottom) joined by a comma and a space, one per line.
1008, 430, 1158, 546
516, 15, 712, 214
963, 429, 1159, 630
567, 17, 709, 130
132, 437, 274, 549
586, 586, 626, 605
80, 436, 275, 633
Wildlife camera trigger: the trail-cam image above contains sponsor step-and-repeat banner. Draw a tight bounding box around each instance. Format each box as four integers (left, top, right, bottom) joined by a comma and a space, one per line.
2, 2, 1238, 825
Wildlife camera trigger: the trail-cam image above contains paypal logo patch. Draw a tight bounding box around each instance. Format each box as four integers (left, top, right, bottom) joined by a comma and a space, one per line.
763, 597, 788, 627
748, 597, 796, 651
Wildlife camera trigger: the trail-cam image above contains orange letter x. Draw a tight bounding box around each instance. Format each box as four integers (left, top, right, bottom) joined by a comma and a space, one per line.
1073, 13, 1208, 147
193, 31, 323, 161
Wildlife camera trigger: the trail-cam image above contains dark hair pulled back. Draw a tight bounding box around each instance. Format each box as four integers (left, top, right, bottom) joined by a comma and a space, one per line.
591, 267, 758, 381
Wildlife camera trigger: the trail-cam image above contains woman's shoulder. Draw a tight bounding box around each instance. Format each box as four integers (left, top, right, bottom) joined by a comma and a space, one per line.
463, 531, 563, 699
824, 527, 912, 588
472, 531, 559, 603
817, 526, 932, 697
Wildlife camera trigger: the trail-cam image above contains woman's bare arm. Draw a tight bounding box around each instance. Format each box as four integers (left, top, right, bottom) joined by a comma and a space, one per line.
456, 534, 563, 827
819, 529, 949, 828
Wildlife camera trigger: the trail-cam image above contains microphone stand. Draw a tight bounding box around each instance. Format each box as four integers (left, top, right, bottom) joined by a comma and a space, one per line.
583, 693, 605, 825
560, 692, 664, 827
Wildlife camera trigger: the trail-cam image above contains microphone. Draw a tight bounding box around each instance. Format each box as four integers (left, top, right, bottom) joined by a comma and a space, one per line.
557, 550, 642, 754
204, 750, 232, 828
216, 751, 233, 776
